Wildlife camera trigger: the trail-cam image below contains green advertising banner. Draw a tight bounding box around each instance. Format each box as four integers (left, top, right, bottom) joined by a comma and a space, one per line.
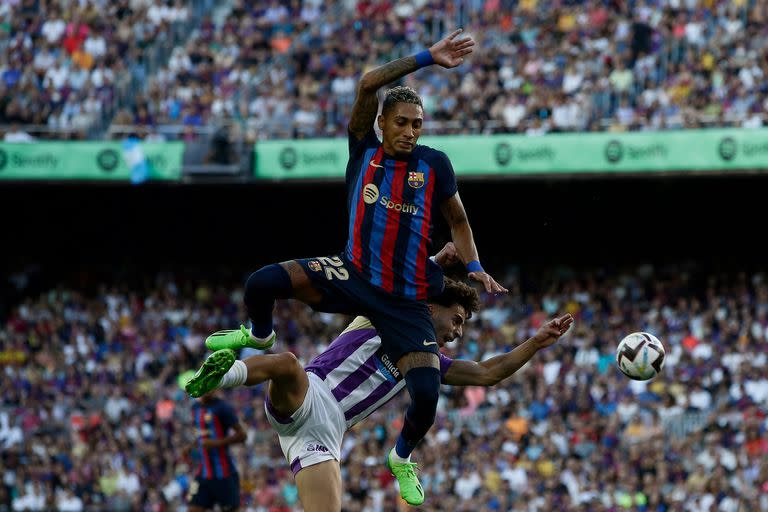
254, 129, 768, 179
0, 142, 183, 181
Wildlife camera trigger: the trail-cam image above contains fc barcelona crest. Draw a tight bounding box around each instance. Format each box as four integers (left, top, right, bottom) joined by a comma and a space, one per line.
408, 171, 425, 189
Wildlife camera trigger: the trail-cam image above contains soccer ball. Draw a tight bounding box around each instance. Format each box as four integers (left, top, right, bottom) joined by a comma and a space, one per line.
616, 332, 665, 381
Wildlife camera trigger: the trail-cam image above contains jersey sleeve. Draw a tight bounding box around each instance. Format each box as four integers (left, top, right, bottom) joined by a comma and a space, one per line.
438, 352, 454, 384
431, 150, 458, 203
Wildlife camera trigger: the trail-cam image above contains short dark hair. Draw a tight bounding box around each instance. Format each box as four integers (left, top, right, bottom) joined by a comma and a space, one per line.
430, 277, 480, 320
381, 86, 423, 116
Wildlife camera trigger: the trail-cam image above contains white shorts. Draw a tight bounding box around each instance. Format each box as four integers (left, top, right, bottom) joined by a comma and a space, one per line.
265, 372, 346, 475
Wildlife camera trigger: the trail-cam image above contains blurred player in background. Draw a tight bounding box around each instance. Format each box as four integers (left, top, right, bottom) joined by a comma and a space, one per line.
187, 270, 573, 511
186, 390, 247, 512
204, 29, 506, 505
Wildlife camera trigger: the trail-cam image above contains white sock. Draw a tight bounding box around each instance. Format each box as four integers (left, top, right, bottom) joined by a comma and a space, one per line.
219, 360, 248, 388
249, 328, 276, 342
389, 447, 411, 464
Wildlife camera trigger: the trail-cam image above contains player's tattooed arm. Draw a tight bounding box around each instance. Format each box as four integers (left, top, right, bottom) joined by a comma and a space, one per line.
349, 30, 474, 140
440, 193, 479, 264
348, 56, 419, 140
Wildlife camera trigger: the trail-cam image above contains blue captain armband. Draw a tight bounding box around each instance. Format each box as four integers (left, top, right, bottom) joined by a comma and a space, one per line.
467, 260, 484, 273
414, 50, 435, 68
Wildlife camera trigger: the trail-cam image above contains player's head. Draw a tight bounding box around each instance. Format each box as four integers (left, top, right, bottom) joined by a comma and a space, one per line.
428, 278, 480, 347
378, 86, 423, 157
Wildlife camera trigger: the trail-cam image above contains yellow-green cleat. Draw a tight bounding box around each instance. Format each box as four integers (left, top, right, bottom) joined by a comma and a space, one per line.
185, 349, 236, 398
387, 452, 425, 506
205, 325, 275, 351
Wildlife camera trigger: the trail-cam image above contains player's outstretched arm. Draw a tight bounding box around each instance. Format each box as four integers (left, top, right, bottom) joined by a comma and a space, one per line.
443, 314, 573, 386
440, 193, 508, 294
348, 28, 475, 140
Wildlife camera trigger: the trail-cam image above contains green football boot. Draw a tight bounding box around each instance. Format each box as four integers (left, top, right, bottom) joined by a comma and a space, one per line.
205, 325, 275, 351
387, 451, 425, 506
185, 349, 236, 398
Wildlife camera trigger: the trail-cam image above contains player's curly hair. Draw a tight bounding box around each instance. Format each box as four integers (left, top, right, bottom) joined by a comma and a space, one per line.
431, 277, 480, 319
382, 86, 423, 116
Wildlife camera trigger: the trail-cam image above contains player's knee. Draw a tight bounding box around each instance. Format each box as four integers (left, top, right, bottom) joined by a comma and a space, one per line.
244, 267, 266, 301
244, 263, 292, 303
274, 351, 303, 377
270, 352, 308, 402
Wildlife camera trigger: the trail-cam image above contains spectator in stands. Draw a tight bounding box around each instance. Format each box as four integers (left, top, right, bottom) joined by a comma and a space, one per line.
12, 0, 765, 142
3, 123, 35, 142
141, 0, 763, 139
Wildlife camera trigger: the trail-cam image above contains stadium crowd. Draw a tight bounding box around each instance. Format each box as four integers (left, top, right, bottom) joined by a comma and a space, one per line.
1, 264, 767, 511
4, 1, 768, 143
0, 0, 207, 140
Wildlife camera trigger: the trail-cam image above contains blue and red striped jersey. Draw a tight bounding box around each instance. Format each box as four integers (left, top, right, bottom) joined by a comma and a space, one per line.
192, 398, 238, 480
344, 129, 457, 300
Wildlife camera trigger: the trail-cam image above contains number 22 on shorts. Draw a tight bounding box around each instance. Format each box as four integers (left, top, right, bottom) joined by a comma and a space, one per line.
318, 256, 349, 281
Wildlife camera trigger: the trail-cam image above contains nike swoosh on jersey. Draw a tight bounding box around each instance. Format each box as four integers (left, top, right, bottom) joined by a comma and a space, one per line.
370, 160, 384, 168
422, 340, 438, 346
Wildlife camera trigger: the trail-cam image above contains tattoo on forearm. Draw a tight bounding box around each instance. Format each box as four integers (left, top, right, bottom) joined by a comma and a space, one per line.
449, 208, 467, 227
443, 197, 468, 227
364, 56, 419, 90
349, 56, 419, 137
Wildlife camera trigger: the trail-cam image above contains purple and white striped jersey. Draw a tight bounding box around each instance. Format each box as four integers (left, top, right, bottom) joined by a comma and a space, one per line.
305, 316, 454, 430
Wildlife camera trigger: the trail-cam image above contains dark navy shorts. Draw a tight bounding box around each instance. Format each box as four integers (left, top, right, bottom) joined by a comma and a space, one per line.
297, 255, 439, 364
187, 475, 239, 510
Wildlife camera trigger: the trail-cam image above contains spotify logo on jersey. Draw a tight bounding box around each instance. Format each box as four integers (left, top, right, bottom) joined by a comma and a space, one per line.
363, 183, 379, 204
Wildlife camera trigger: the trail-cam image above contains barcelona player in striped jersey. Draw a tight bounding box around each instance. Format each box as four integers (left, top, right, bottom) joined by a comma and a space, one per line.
187, 391, 246, 512
201, 29, 505, 505
186, 264, 574, 512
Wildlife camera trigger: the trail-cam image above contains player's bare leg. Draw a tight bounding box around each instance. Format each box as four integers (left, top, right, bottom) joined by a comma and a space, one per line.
186, 350, 308, 410
206, 260, 323, 351
263, 352, 308, 417
295, 460, 342, 512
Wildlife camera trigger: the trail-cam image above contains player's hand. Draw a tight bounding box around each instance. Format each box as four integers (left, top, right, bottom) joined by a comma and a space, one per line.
429, 28, 475, 69
468, 271, 508, 294
434, 242, 461, 269
532, 314, 574, 350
